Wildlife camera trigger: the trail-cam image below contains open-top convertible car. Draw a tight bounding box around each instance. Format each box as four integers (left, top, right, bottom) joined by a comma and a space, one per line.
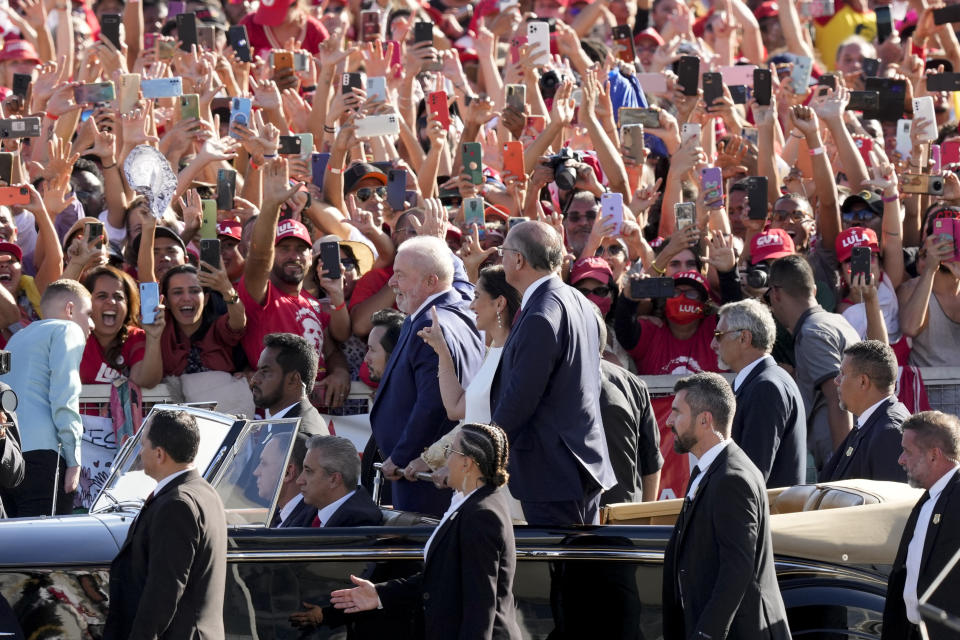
0, 405, 926, 639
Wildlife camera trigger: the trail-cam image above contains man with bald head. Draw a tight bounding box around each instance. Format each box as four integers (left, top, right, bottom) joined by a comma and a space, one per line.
491, 221, 615, 525
369, 236, 484, 516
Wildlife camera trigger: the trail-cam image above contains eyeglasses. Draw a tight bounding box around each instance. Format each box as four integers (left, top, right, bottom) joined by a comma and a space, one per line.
443, 444, 467, 459
355, 186, 387, 202
577, 285, 611, 297
595, 244, 625, 257
495, 246, 522, 257
565, 209, 599, 224
771, 209, 812, 224
713, 328, 746, 339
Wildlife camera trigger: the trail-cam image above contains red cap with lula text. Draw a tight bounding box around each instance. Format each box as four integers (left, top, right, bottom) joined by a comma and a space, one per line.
275, 219, 312, 246
217, 221, 242, 240
835, 226, 880, 263
673, 270, 711, 295
750, 228, 796, 265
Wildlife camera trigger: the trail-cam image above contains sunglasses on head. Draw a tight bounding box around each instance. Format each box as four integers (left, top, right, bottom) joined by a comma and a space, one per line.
356, 186, 387, 202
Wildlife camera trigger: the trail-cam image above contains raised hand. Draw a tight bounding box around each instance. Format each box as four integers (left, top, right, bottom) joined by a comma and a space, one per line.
417, 306, 448, 355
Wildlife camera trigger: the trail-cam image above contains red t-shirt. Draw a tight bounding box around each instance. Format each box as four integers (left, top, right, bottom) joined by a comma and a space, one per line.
239, 277, 330, 379
349, 266, 393, 310
628, 315, 724, 375
80, 328, 147, 384
239, 13, 329, 61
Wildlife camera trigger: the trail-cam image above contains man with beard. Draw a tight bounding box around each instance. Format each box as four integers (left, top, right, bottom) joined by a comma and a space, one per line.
359, 309, 404, 493
240, 159, 350, 407
250, 333, 329, 437
662, 373, 789, 640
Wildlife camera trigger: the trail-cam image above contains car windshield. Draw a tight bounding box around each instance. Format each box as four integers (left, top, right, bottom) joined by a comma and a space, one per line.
208, 419, 300, 527
89, 405, 236, 514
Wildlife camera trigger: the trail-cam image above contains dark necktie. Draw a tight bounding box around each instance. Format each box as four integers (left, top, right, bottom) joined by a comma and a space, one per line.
512, 306, 526, 328
312, 514, 322, 528
674, 466, 702, 545
271, 510, 282, 527
684, 466, 702, 499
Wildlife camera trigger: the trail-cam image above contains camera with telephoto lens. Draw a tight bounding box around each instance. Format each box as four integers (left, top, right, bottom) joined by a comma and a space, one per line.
546, 147, 584, 191
539, 69, 567, 100
746, 263, 770, 289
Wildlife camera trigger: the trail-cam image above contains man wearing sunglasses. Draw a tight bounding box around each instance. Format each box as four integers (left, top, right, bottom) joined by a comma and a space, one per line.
562, 190, 601, 259
342, 163, 388, 219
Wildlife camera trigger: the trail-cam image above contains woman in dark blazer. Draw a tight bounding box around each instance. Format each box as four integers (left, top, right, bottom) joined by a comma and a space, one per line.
330, 423, 521, 640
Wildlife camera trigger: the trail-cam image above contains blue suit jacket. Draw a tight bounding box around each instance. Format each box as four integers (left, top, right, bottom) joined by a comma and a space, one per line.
491, 277, 615, 503
370, 289, 484, 514
820, 396, 909, 483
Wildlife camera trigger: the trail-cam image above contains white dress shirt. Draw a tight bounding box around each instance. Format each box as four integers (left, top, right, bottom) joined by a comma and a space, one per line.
315, 489, 356, 527
903, 465, 960, 623
266, 402, 299, 419
854, 396, 892, 429
151, 468, 192, 498
423, 487, 478, 559
520, 274, 558, 310
687, 439, 731, 499
278, 493, 304, 525
733, 355, 770, 392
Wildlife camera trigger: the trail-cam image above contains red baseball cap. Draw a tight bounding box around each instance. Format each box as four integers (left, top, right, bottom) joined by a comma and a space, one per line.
635, 27, 665, 47
0, 241, 22, 263
754, 1, 778, 19
217, 221, 242, 240
750, 228, 796, 265
570, 256, 613, 284
254, 0, 295, 27
835, 226, 880, 263
673, 270, 710, 296
275, 219, 312, 247
0, 39, 40, 64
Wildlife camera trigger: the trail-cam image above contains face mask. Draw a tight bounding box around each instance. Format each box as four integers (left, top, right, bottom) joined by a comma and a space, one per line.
588, 293, 612, 316
665, 295, 704, 325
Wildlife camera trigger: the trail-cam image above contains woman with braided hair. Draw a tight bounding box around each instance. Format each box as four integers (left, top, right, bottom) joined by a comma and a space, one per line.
331, 423, 522, 640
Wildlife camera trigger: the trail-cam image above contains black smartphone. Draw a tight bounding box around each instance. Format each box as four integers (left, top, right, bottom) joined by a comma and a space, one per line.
728, 85, 749, 104
312, 152, 330, 188
702, 72, 723, 107
676, 56, 700, 96
101, 13, 122, 49
387, 168, 407, 210
850, 246, 872, 281
414, 21, 433, 44
875, 6, 893, 43
818, 73, 837, 90
227, 25, 251, 62
926, 72, 960, 92
746, 176, 768, 220
865, 77, 906, 121
216, 169, 236, 211
754, 68, 771, 106
862, 57, 880, 77
631, 277, 676, 299
278, 135, 302, 155
342, 72, 363, 95
319, 240, 341, 279
12, 74, 30, 102
846, 90, 879, 112
176, 12, 198, 52
200, 238, 221, 270
0, 153, 13, 185
933, 4, 960, 25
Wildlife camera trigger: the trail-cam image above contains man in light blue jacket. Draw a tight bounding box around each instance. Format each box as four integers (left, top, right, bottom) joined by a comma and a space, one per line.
0, 279, 93, 516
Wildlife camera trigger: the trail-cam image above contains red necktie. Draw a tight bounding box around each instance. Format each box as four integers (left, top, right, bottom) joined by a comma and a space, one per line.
312, 514, 322, 528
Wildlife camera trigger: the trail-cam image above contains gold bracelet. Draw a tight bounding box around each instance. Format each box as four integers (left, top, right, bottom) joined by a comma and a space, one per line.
651, 261, 666, 275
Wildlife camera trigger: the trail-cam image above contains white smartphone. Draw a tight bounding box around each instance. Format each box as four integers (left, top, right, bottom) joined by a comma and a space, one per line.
912, 97, 937, 142
118, 73, 140, 113
141, 77, 183, 99
719, 64, 756, 87
681, 123, 701, 144
366, 76, 387, 103
636, 72, 668, 95
790, 56, 813, 95
526, 22, 550, 66
355, 114, 400, 138
896, 118, 913, 160
601, 192, 624, 236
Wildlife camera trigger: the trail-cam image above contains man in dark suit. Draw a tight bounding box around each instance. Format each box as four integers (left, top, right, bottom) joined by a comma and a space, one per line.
821, 340, 908, 483
712, 299, 806, 488
296, 435, 383, 528
104, 409, 227, 640
882, 411, 960, 640
253, 431, 314, 527
0, 381, 24, 519
370, 236, 483, 516
492, 221, 615, 525
663, 373, 790, 640
250, 333, 329, 436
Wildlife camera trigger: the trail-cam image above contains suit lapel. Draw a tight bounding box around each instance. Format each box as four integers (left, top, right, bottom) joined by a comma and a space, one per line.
734, 356, 771, 398
834, 399, 893, 478
677, 445, 730, 549
424, 486, 492, 566
119, 469, 199, 554
919, 470, 960, 573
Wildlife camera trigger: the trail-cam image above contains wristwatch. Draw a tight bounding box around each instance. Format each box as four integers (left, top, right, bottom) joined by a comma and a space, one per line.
225, 290, 240, 305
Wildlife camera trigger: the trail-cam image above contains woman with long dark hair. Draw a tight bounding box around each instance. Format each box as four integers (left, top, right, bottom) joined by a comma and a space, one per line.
331, 423, 522, 640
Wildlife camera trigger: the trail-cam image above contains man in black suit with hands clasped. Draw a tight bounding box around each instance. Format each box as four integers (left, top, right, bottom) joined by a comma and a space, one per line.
104, 409, 227, 640
662, 373, 790, 640
882, 411, 960, 640
821, 340, 909, 482
712, 299, 806, 488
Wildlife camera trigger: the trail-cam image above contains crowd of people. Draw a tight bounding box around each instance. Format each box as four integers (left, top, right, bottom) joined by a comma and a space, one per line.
0, 0, 956, 636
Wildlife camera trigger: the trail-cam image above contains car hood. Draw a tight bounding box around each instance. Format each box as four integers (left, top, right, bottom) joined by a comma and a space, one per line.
0, 512, 132, 568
